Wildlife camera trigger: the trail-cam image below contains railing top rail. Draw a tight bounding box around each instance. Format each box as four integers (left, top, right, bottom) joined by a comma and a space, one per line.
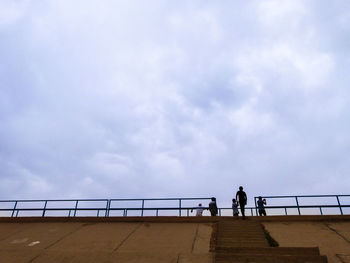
255, 194, 350, 199
263, 204, 350, 208
0, 197, 212, 203
110, 197, 212, 201
0, 199, 109, 203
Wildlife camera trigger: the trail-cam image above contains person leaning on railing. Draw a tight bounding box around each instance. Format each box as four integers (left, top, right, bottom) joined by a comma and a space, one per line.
257, 196, 267, 216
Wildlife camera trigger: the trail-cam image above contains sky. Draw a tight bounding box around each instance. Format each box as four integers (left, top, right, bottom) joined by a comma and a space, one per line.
1, 0, 350, 207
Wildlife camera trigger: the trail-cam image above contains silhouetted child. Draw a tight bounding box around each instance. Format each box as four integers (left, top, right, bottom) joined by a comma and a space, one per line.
232, 198, 239, 216
257, 196, 267, 216
191, 203, 204, 216
209, 197, 218, 216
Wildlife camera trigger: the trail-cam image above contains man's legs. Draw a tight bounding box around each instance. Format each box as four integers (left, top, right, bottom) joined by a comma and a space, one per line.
240, 202, 245, 218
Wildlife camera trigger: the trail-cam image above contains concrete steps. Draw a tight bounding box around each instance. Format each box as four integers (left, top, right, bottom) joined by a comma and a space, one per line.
214, 219, 328, 263
216, 220, 270, 248
215, 254, 328, 263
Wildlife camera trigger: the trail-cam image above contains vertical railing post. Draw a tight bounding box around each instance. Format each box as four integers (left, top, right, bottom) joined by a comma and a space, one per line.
156, 209, 159, 216
42, 200, 48, 217
74, 200, 79, 217
11, 201, 18, 217
336, 196, 343, 215
284, 207, 287, 215
105, 200, 110, 217
219, 208, 221, 216
179, 199, 182, 216
295, 196, 301, 215
141, 200, 145, 217
254, 197, 258, 216
319, 207, 323, 215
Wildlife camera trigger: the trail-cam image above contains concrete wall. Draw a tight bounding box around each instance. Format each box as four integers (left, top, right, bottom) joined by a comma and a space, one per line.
0, 220, 213, 263
1, 215, 350, 263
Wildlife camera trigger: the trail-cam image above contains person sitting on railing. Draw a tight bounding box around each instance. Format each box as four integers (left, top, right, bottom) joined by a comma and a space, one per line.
232, 198, 239, 217
257, 196, 267, 216
209, 197, 218, 216
191, 203, 204, 216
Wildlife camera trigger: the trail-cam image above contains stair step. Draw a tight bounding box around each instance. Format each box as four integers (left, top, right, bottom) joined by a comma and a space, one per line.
217, 242, 269, 248
218, 239, 268, 242
217, 233, 266, 236
215, 247, 321, 256
215, 254, 328, 263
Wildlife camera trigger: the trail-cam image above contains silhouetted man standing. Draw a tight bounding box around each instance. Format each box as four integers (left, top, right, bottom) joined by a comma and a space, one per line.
236, 186, 247, 218
209, 197, 218, 216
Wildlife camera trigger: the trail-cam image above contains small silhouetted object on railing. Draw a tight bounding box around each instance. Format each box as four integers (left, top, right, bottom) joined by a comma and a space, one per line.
257, 196, 267, 216
208, 197, 218, 216
236, 186, 247, 218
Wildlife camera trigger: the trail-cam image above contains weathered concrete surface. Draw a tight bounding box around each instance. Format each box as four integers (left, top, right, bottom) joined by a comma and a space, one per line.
263, 221, 350, 263
1, 215, 350, 263
0, 221, 213, 263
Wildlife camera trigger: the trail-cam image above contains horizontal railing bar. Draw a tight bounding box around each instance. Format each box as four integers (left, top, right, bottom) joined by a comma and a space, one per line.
265, 205, 350, 209
110, 197, 211, 201
0, 207, 214, 212
259, 195, 350, 198
109, 207, 209, 210
0, 199, 109, 203
0, 198, 211, 203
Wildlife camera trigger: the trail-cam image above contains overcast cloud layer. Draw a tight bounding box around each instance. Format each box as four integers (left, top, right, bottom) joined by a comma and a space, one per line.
1, 0, 350, 205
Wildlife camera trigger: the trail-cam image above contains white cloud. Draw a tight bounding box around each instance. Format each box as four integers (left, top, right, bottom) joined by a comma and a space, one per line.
0, 0, 30, 26
257, 0, 306, 28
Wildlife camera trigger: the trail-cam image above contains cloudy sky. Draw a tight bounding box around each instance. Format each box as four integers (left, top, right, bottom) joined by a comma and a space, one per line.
1, 0, 350, 207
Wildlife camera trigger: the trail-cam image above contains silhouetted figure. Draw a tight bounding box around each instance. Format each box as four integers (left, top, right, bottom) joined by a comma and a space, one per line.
257, 196, 267, 216
236, 186, 247, 218
209, 197, 218, 216
232, 198, 239, 217
191, 203, 204, 216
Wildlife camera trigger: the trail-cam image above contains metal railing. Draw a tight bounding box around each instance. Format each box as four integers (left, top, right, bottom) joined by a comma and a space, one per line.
1, 195, 349, 217
0, 198, 212, 217
254, 195, 350, 216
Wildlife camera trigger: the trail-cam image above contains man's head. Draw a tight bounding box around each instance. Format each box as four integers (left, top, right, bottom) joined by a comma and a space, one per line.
211, 197, 216, 201
239, 186, 243, 190
198, 203, 202, 206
